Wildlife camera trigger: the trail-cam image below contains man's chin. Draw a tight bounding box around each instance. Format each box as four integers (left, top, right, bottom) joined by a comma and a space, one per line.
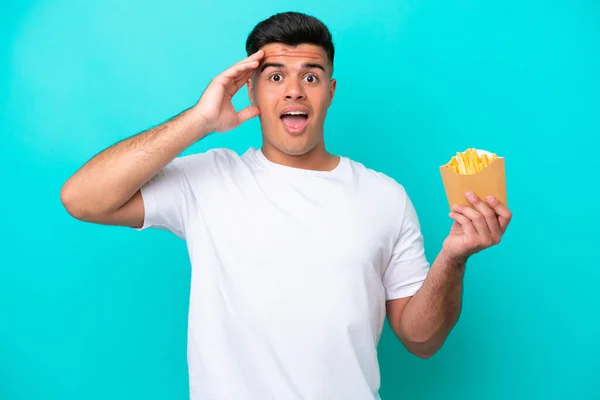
274, 143, 311, 157
263, 137, 318, 158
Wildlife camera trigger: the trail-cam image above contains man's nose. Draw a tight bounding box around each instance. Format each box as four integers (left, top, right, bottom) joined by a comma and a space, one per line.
284, 79, 306, 101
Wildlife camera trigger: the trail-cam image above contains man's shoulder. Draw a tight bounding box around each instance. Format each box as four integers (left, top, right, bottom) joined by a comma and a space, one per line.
344, 157, 415, 231
174, 147, 245, 171
178, 147, 240, 162
346, 157, 408, 200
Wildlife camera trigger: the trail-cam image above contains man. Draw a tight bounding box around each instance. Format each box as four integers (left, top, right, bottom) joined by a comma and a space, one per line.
60, 11, 512, 400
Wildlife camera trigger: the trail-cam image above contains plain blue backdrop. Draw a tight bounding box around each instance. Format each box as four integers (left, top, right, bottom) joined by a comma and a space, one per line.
2, 0, 599, 399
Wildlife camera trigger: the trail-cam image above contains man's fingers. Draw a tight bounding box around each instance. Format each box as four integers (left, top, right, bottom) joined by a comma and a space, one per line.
449, 211, 477, 239
452, 203, 490, 238
223, 50, 264, 73
234, 68, 256, 91
237, 105, 261, 124
229, 66, 257, 96
221, 59, 260, 81
217, 60, 260, 96
209, 51, 265, 98
233, 49, 265, 67
221, 50, 265, 79
466, 192, 502, 243
485, 196, 512, 233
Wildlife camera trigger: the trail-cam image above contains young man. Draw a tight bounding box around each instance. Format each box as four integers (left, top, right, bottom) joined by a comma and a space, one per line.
60, 11, 512, 400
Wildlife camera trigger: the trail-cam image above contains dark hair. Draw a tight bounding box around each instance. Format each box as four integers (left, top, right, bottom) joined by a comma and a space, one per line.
246, 12, 335, 71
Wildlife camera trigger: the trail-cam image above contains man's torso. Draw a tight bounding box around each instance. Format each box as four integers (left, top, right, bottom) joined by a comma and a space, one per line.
139, 147, 428, 399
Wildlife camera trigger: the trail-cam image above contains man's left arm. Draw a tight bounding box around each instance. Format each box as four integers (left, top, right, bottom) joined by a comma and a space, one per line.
387, 192, 512, 359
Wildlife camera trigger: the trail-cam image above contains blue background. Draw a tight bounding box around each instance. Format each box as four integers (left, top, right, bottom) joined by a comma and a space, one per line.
2, 0, 599, 399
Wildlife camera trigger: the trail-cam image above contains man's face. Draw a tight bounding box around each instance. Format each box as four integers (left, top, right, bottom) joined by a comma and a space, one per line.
248, 43, 336, 157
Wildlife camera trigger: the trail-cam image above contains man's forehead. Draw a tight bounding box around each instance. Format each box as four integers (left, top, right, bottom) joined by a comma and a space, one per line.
260, 43, 328, 64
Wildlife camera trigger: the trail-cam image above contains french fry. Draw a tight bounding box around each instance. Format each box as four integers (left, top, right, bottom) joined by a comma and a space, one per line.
444, 148, 499, 175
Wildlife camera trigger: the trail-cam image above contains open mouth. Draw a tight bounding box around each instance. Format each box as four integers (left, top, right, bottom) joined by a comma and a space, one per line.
280, 110, 309, 133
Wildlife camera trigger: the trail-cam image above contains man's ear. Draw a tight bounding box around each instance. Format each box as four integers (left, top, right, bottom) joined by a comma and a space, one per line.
247, 77, 255, 105
328, 78, 337, 106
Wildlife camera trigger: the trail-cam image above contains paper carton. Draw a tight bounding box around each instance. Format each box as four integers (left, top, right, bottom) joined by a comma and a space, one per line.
439, 149, 507, 209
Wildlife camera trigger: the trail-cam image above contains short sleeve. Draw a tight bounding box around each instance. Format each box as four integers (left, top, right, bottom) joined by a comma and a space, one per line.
136, 156, 197, 239
383, 194, 430, 300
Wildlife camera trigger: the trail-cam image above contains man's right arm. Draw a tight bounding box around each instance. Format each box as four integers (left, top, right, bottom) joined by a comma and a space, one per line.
60, 107, 209, 228
60, 49, 265, 228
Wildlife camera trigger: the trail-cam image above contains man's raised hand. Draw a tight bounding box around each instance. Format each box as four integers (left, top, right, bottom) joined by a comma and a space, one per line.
193, 50, 265, 134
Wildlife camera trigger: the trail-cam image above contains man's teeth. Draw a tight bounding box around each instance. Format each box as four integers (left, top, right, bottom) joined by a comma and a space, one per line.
283, 111, 307, 116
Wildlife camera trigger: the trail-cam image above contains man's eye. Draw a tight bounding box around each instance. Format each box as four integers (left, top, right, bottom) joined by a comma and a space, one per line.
304, 75, 318, 83
270, 74, 282, 82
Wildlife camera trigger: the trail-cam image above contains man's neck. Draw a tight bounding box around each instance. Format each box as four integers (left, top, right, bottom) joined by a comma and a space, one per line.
261, 143, 340, 172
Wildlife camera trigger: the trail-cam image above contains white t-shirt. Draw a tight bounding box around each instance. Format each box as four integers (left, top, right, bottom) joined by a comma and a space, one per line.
137, 147, 430, 400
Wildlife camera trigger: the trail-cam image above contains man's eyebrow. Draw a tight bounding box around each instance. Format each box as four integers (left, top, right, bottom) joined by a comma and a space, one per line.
259, 62, 326, 73
302, 63, 325, 72
260, 63, 285, 73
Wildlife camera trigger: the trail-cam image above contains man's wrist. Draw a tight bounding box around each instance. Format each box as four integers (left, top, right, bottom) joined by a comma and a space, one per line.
436, 249, 468, 273
170, 107, 212, 146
